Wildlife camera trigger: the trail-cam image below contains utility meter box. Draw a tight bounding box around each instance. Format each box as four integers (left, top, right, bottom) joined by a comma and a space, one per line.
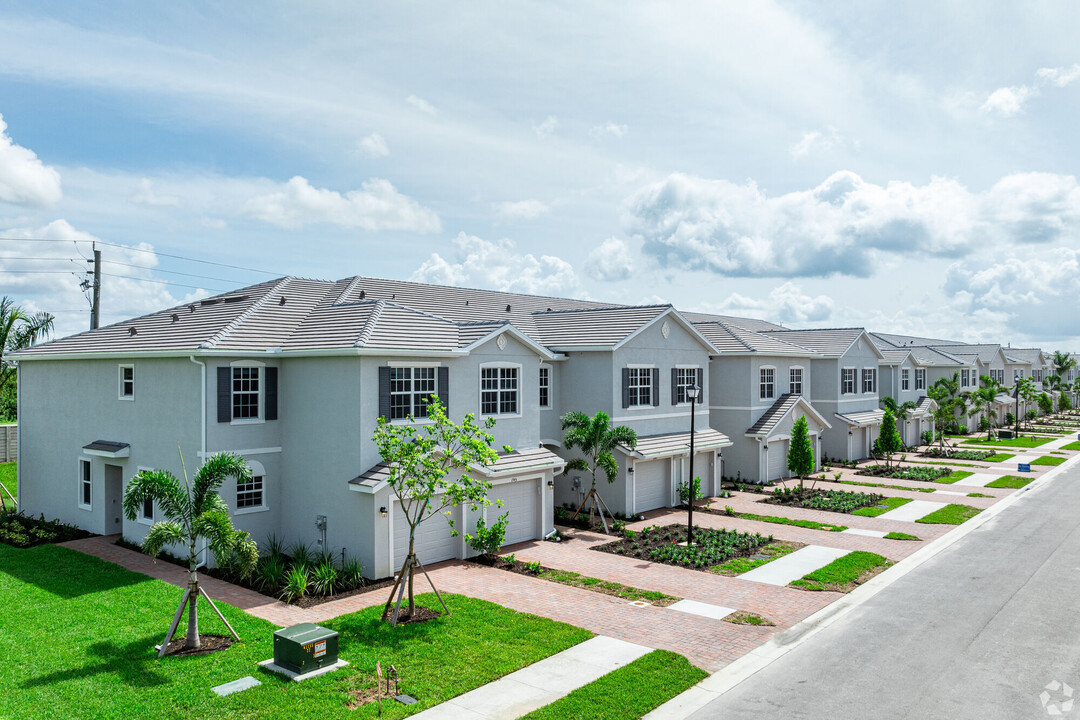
273, 623, 339, 675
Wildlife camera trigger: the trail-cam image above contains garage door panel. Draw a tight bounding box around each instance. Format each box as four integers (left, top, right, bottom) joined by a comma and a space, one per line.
488, 479, 539, 546
635, 460, 669, 513
767, 440, 788, 481
393, 496, 459, 569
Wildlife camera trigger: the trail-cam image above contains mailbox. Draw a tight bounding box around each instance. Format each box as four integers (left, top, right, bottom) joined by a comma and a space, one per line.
273, 623, 339, 675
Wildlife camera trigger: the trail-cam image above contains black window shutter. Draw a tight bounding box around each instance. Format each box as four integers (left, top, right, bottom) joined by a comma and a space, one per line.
651, 368, 660, 407
378, 366, 391, 420
437, 366, 449, 412
216, 367, 231, 423
265, 367, 278, 420
621, 368, 630, 409
697, 368, 704, 404
671, 368, 678, 406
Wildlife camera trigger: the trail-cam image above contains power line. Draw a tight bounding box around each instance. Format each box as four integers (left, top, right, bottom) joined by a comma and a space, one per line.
0, 269, 81, 274
101, 259, 245, 285
98, 271, 229, 292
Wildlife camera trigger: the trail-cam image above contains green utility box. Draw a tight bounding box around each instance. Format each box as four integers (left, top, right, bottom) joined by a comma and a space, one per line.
273, 623, 339, 675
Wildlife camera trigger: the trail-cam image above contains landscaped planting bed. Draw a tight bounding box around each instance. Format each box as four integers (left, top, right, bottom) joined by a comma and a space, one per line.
851, 496, 912, 517
857, 465, 952, 482
709, 540, 804, 576
0, 512, 92, 548
765, 487, 885, 514
0, 462, 14, 512
554, 504, 642, 533
594, 523, 772, 571
919, 448, 997, 461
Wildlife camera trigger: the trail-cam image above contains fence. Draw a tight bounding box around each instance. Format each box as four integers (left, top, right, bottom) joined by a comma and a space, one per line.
0, 424, 16, 463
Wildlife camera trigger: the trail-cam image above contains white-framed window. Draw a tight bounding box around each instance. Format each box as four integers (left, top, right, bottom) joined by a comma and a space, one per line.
232, 365, 261, 420
237, 476, 264, 510
759, 367, 775, 400
626, 367, 653, 407
674, 367, 699, 404
901, 368, 910, 392
118, 364, 135, 400
390, 366, 437, 420
1016, 369, 1024, 379
789, 367, 803, 395
539, 365, 551, 408
961, 369, 972, 388
481, 365, 520, 415
916, 369, 926, 391
78, 459, 92, 510
862, 368, 876, 394
841, 368, 856, 395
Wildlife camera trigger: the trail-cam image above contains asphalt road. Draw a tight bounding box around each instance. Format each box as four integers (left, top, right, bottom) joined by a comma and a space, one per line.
691, 463, 1080, 720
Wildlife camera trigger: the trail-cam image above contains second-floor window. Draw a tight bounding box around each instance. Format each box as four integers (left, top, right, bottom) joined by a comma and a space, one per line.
961, 369, 971, 388
119, 364, 134, 400
760, 368, 775, 400
481, 366, 519, 415
390, 366, 436, 420
673, 367, 699, 404
539, 366, 550, 408
626, 367, 653, 406
789, 367, 803, 395
841, 368, 856, 394
862, 368, 876, 394
901, 368, 910, 391
233, 367, 260, 419
916, 369, 926, 390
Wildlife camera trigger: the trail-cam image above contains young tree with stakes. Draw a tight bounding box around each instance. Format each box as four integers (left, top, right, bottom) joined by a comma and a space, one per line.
122, 450, 258, 656
786, 415, 815, 489
560, 411, 637, 534
372, 397, 500, 625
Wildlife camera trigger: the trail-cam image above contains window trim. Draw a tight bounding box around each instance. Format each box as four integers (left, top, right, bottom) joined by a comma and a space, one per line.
229, 360, 265, 426
673, 365, 700, 406
135, 465, 154, 525
235, 459, 269, 515
841, 367, 856, 395
759, 366, 776, 400
862, 368, 877, 395
118, 364, 135, 401
901, 367, 910, 392
789, 366, 804, 395
77, 458, 92, 511
538, 363, 552, 410
479, 362, 523, 418
388, 365, 439, 423
625, 364, 655, 408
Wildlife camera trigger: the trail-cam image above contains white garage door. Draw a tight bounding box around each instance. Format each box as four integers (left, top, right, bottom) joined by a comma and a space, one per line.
393, 496, 461, 570
634, 460, 669, 513
767, 439, 789, 481
488, 479, 539, 546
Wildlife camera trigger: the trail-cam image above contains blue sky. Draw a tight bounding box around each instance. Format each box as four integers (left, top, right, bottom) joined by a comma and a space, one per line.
1, 1, 1079, 349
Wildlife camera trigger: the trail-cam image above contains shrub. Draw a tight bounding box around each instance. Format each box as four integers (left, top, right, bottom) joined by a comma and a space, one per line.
921, 430, 935, 445
310, 559, 339, 597
467, 512, 509, 556
340, 556, 366, 590
290, 541, 313, 567
523, 560, 543, 573
279, 565, 309, 601
677, 476, 703, 505
859, 464, 951, 482
611, 519, 626, 533
0, 513, 92, 548
769, 487, 883, 513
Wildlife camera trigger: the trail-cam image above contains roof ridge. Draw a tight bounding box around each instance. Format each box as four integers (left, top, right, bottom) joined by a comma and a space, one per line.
532, 304, 671, 316
354, 299, 387, 347
348, 274, 621, 307
199, 277, 293, 349
335, 276, 364, 305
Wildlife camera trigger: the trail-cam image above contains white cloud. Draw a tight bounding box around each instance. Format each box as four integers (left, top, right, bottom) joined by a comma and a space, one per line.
406, 94, 437, 115
584, 237, 635, 282
1035, 63, 1080, 88
533, 115, 559, 138
243, 176, 441, 232
623, 170, 1080, 278
980, 85, 1033, 116
357, 132, 390, 158
411, 232, 580, 297
591, 122, 628, 140
0, 113, 62, 207
790, 126, 843, 159
130, 178, 180, 207
712, 282, 834, 325
494, 199, 549, 222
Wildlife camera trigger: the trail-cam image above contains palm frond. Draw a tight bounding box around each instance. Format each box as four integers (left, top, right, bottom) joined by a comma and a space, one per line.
605, 424, 637, 451
141, 521, 187, 559
192, 509, 238, 558
192, 452, 251, 514
597, 452, 619, 483
562, 457, 590, 474
122, 470, 189, 523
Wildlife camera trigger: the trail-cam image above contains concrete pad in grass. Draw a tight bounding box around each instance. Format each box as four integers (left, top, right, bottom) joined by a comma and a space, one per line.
739, 545, 849, 586
668, 599, 737, 621
877, 500, 946, 522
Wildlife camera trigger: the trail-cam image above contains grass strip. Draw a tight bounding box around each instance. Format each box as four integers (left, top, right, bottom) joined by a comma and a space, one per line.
790, 551, 890, 592
724, 611, 773, 626
1031, 455, 1067, 466
985, 475, 1034, 489
838, 479, 935, 493
935, 470, 973, 484
916, 504, 982, 525
851, 496, 912, 517
905, 459, 985, 468
1061, 441, 1080, 451
961, 436, 1052, 448
984, 453, 1015, 462
967, 493, 992, 498
520, 649, 707, 720
883, 532, 919, 541
0, 462, 14, 512
538, 569, 678, 606
734, 511, 847, 533
710, 542, 799, 576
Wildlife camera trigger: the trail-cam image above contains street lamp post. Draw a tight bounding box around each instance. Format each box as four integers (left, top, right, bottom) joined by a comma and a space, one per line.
685, 384, 700, 546
1013, 383, 1020, 436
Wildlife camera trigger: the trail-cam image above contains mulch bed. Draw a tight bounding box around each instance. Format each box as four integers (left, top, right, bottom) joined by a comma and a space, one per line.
387, 606, 442, 625
160, 634, 234, 657
592, 523, 772, 572
289, 578, 396, 609
724, 611, 775, 626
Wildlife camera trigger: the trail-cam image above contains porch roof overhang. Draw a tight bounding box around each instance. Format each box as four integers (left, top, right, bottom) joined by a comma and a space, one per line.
745, 394, 832, 438
910, 396, 938, 418
834, 409, 886, 427
618, 428, 732, 460
348, 447, 566, 494
82, 440, 131, 458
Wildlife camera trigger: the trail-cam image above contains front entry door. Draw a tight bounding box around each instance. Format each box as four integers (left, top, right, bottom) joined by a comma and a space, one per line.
104, 465, 124, 533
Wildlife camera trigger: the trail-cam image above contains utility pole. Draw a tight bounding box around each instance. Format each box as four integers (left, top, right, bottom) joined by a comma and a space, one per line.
90, 245, 101, 330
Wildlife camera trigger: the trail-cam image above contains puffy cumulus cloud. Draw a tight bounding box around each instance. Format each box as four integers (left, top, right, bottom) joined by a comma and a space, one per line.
243, 176, 441, 232
494, 199, 548, 222
533, 115, 559, 138
406, 94, 437, 115
623, 171, 1080, 278
411, 232, 580, 297
591, 122, 628, 140
713, 282, 834, 325
130, 178, 180, 207
357, 132, 390, 158
0, 113, 62, 207
1036, 63, 1080, 88
980, 85, 1033, 116
944, 249, 1080, 337
584, 237, 635, 282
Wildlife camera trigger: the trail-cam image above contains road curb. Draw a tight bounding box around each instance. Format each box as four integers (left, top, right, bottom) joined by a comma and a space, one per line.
643, 452, 1080, 719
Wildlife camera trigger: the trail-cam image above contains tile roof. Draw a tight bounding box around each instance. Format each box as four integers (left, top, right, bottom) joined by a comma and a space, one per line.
531, 305, 672, 347
912, 396, 937, 416
620, 428, 732, 459
878, 348, 912, 364
760, 328, 868, 357
834, 409, 886, 426
693, 322, 816, 355
1003, 348, 1047, 365
907, 346, 966, 367
870, 331, 966, 348
927, 344, 1006, 365
746, 395, 800, 436
680, 311, 786, 332
348, 447, 565, 492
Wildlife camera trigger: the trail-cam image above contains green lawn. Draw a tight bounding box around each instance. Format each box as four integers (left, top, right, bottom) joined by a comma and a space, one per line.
883, 532, 920, 541
733, 511, 847, 533
0, 462, 15, 512
1061, 441, 1080, 451
934, 470, 973, 484
520, 650, 706, 720
790, 551, 890, 592
984, 453, 1015, 463
962, 436, 1051, 448
1031, 455, 1067, 466
710, 542, 799, 576
851, 496, 911, 517
0, 544, 592, 719
538, 568, 677, 606
916, 504, 982, 525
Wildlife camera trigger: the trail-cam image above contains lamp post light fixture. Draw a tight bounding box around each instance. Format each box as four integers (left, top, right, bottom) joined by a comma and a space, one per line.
685, 384, 700, 546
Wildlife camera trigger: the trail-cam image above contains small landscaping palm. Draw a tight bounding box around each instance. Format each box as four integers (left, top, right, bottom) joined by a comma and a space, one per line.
561, 411, 637, 532
968, 376, 999, 441
122, 450, 257, 654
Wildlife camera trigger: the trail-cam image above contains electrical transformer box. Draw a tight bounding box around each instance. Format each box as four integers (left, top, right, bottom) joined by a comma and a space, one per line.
273, 623, 339, 675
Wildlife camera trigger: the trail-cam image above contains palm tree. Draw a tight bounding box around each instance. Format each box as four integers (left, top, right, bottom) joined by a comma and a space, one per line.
1017, 377, 1038, 429
968, 376, 999, 441
123, 450, 258, 656
1052, 351, 1076, 387
0, 296, 54, 398
561, 411, 637, 532
927, 382, 953, 451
